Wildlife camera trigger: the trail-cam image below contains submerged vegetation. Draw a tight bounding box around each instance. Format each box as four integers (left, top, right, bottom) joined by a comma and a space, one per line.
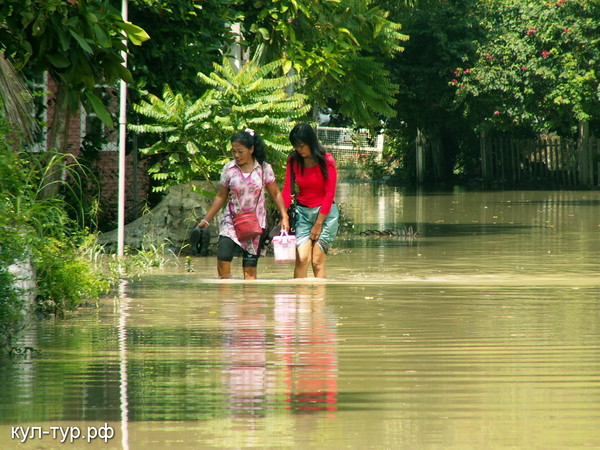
0, 118, 112, 351
0, 117, 176, 355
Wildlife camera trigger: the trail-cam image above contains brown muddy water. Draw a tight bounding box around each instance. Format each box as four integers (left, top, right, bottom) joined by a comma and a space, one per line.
1, 184, 600, 449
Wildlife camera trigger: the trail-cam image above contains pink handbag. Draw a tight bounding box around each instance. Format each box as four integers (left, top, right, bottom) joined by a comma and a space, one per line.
230, 165, 265, 242
233, 211, 263, 242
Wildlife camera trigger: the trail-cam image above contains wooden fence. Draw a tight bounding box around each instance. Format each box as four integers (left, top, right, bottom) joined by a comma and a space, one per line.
481, 134, 600, 187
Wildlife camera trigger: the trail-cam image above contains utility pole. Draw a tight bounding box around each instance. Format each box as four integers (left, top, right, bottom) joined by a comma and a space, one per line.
117, 0, 128, 258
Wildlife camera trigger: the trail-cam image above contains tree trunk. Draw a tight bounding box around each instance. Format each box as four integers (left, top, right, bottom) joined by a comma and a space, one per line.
577, 121, 592, 186
415, 128, 425, 185
38, 83, 73, 199
430, 135, 444, 180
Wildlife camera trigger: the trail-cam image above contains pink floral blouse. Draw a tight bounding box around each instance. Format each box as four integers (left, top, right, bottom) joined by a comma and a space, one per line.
219, 159, 276, 255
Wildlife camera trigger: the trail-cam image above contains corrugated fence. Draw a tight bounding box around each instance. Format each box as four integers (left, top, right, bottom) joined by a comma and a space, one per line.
481, 135, 600, 187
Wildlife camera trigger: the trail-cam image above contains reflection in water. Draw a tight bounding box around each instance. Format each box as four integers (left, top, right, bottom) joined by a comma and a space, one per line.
117, 280, 130, 450
274, 285, 338, 413
220, 285, 269, 417
219, 284, 338, 419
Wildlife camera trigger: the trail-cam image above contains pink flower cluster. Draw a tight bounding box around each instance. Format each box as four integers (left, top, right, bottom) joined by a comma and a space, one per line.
454, 68, 472, 75
545, 0, 566, 6
541, 50, 551, 58
526, 28, 537, 36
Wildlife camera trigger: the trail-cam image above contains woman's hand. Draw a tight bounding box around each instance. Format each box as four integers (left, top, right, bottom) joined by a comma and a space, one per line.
266, 182, 291, 232
279, 215, 290, 232
198, 219, 210, 229
310, 222, 323, 241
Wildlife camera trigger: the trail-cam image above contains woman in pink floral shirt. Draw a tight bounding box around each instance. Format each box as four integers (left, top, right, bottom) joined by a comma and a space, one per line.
198, 129, 289, 279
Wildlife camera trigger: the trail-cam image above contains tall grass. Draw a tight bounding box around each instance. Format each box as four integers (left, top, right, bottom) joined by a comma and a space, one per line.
0, 118, 116, 352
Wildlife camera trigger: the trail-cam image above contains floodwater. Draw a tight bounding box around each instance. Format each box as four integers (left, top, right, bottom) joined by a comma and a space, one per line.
2, 184, 600, 449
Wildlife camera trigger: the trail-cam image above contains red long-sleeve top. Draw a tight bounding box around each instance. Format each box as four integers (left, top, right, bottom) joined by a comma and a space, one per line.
282, 153, 337, 215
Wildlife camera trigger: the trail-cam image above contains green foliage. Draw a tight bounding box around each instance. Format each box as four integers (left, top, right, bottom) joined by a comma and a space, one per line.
0, 126, 28, 349
128, 0, 236, 98
0, 117, 113, 352
1, 0, 149, 126
333, 56, 399, 125
131, 57, 310, 192
130, 86, 223, 192
238, 0, 407, 127
453, 0, 600, 136
197, 58, 309, 153
34, 236, 111, 315
384, 0, 482, 181
0, 52, 37, 143
13, 151, 98, 234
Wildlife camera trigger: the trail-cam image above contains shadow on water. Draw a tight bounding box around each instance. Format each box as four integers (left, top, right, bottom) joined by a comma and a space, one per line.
502, 199, 600, 206
420, 222, 534, 238
350, 222, 535, 239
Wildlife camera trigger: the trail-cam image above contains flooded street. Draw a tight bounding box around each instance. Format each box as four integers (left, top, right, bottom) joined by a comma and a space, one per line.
2, 184, 600, 449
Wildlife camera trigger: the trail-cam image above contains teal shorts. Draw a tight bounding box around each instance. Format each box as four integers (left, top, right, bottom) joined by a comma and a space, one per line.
295, 203, 339, 254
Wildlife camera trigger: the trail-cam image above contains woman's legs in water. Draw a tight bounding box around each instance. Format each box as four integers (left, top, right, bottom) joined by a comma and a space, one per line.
217, 236, 259, 280
294, 240, 327, 278
294, 240, 312, 278
218, 260, 231, 279
242, 266, 257, 280
311, 243, 327, 278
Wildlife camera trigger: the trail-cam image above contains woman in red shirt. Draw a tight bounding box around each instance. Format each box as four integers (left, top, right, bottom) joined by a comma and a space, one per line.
282, 123, 339, 278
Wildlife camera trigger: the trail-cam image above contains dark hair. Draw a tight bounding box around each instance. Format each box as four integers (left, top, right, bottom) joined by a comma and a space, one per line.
289, 122, 328, 179
230, 129, 266, 164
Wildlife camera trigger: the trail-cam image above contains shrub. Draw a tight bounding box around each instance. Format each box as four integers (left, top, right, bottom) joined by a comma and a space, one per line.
0, 117, 113, 353
34, 237, 111, 315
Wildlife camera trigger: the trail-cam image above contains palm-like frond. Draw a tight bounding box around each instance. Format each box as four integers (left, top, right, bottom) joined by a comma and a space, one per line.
196, 57, 310, 159
334, 56, 399, 127
0, 52, 37, 143
131, 58, 310, 192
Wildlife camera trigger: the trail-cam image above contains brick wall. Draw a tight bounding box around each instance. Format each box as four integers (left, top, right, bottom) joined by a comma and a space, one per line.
42, 75, 151, 228
94, 150, 150, 226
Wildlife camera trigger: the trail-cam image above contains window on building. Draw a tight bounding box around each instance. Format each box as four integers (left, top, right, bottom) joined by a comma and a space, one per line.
81, 87, 118, 153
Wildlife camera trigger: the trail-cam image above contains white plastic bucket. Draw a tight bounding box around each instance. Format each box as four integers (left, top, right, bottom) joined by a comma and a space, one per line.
273, 230, 297, 264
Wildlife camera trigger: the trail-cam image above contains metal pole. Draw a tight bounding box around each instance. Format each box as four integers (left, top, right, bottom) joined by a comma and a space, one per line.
118, 5, 130, 449
117, 0, 128, 258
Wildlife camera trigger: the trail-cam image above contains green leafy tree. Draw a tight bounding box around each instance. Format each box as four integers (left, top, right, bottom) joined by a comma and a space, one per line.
129, 85, 221, 192
1, 0, 148, 127
197, 58, 309, 152
128, 0, 237, 98
453, 0, 600, 137
1, 0, 149, 196
130, 57, 309, 192
236, 0, 408, 127
383, 0, 482, 182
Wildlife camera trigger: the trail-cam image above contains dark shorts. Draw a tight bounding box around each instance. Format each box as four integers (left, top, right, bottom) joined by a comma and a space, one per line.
217, 236, 260, 267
